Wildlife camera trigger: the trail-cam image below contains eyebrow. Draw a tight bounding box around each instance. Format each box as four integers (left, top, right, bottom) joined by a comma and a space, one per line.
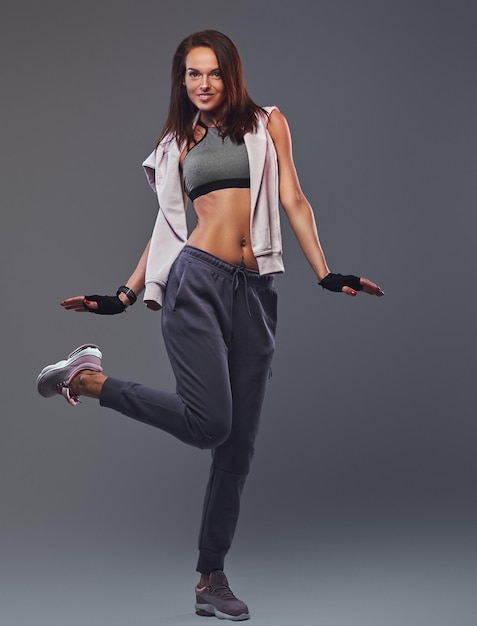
186, 67, 220, 72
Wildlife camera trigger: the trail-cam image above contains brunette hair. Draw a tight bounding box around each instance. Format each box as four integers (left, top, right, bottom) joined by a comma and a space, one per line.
157, 30, 266, 146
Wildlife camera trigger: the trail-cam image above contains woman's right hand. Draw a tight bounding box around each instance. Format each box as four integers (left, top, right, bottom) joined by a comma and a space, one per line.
60, 240, 149, 314
60, 295, 126, 314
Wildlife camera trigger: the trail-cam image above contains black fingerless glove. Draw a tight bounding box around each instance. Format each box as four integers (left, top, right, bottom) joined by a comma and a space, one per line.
319, 273, 363, 292
85, 295, 126, 315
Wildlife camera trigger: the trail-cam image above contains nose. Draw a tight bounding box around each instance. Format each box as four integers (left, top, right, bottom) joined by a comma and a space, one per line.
199, 74, 210, 91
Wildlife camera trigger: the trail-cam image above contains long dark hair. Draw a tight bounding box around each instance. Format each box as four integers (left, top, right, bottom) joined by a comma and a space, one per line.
157, 30, 266, 147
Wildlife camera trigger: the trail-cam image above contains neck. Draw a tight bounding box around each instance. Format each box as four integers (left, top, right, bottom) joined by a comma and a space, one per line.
199, 108, 224, 127
199, 116, 218, 128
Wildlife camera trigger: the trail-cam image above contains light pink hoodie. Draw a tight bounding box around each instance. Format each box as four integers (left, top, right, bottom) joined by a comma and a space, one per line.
141, 106, 283, 310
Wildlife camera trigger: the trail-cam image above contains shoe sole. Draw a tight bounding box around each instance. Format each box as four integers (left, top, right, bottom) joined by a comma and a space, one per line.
37, 344, 102, 397
195, 602, 250, 621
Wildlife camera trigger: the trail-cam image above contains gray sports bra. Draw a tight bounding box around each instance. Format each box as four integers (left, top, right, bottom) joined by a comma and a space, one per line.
182, 121, 250, 202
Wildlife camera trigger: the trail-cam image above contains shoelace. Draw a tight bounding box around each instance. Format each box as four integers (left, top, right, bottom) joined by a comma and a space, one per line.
57, 382, 80, 404
208, 581, 237, 600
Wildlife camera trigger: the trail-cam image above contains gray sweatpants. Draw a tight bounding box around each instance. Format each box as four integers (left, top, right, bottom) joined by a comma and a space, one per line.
100, 246, 277, 573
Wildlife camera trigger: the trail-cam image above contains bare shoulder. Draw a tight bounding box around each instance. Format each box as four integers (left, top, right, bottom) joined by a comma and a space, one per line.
266, 107, 293, 155
266, 107, 289, 136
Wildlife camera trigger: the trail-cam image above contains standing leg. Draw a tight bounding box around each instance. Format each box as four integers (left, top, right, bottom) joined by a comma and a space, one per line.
197, 274, 278, 574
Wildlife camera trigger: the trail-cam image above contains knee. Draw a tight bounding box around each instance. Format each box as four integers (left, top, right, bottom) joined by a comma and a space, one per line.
198, 422, 231, 450
190, 409, 232, 449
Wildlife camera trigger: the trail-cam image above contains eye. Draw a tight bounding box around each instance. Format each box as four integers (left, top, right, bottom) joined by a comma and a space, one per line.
187, 71, 200, 79
211, 70, 221, 79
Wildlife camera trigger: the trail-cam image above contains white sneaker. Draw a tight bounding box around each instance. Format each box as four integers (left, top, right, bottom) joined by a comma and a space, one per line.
37, 344, 102, 406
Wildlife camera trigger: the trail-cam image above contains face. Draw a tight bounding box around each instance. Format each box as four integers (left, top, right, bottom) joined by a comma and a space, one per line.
184, 46, 225, 122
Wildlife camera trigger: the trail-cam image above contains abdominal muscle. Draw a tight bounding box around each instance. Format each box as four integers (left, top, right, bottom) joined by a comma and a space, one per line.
186, 187, 259, 271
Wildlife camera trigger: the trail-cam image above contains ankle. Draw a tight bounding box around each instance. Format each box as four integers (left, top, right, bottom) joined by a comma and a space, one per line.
70, 370, 105, 398
197, 574, 210, 588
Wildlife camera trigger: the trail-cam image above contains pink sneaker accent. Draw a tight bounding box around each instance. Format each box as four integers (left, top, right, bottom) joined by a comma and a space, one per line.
37, 344, 102, 406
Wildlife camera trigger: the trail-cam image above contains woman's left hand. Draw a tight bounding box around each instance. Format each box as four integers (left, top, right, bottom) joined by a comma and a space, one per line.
319, 272, 384, 297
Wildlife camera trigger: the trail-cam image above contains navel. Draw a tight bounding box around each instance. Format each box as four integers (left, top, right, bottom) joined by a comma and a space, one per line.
240, 237, 247, 247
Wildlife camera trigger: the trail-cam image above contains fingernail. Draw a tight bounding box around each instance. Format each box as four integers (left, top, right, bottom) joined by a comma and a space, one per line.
84, 299, 91, 305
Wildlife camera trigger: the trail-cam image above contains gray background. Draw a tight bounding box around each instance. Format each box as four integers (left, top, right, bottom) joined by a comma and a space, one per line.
1, 0, 476, 624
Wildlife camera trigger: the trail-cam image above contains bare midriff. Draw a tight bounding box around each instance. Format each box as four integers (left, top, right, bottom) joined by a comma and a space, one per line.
181, 122, 258, 271
186, 187, 259, 271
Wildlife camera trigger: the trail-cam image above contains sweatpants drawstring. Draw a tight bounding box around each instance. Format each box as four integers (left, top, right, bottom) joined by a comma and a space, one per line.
232, 258, 252, 318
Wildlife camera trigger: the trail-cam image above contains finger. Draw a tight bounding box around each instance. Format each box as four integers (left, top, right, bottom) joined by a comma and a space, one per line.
83, 298, 98, 311
63, 302, 89, 312
61, 296, 86, 308
366, 284, 385, 296
360, 278, 385, 297
61, 302, 88, 311
341, 286, 358, 297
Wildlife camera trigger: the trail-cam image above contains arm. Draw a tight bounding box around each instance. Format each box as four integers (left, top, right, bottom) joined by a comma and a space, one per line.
118, 238, 150, 304
267, 109, 383, 297
61, 239, 151, 312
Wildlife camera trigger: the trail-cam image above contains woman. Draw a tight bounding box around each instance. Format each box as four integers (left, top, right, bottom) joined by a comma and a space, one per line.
37, 30, 383, 621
